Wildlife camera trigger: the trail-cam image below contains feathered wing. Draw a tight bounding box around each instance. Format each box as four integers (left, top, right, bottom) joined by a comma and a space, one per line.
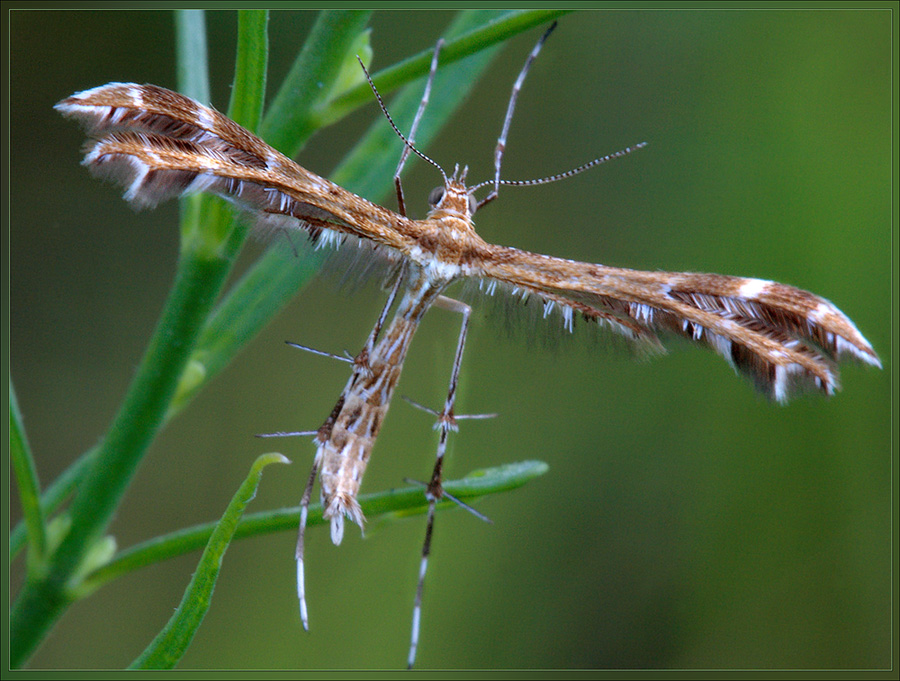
54, 82, 421, 254
479, 245, 880, 402
56, 83, 880, 402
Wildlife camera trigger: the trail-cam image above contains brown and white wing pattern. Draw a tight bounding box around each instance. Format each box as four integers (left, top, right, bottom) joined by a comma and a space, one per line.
56, 82, 880, 404
54, 82, 421, 255
479, 246, 880, 403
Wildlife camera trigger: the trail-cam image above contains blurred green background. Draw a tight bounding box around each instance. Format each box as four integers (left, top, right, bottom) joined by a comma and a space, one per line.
9, 9, 891, 669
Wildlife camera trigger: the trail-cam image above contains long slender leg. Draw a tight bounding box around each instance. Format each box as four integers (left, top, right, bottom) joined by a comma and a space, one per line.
408, 295, 471, 669
281, 265, 405, 379
284, 341, 353, 365
257, 422, 319, 629
478, 21, 557, 211
358, 262, 406, 373
295, 263, 409, 630
394, 38, 444, 216
295, 458, 320, 630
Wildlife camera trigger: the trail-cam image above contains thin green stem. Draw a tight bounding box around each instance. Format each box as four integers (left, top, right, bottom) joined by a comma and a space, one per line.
10, 9, 271, 667
175, 9, 209, 103
175, 9, 212, 240
9, 446, 96, 561
85, 462, 548, 594
261, 10, 373, 155
230, 10, 268, 133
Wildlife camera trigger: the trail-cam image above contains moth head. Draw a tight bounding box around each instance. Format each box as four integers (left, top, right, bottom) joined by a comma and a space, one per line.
427, 183, 478, 217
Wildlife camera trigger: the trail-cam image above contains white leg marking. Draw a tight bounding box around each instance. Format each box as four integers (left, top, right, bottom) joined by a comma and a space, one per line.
297, 503, 309, 630
408, 554, 429, 669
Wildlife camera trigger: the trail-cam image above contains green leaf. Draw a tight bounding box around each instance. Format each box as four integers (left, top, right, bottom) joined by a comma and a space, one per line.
327, 27, 373, 104
9, 446, 95, 561
129, 453, 290, 669
9, 379, 47, 577
322, 9, 570, 128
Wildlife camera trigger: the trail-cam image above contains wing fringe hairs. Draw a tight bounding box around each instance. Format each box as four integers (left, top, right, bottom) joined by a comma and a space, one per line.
57, 82, 880, 403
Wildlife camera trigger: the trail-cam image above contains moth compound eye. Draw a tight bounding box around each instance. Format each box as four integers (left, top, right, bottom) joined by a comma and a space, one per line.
428, 186, 445, 207
468, 193, 478, 216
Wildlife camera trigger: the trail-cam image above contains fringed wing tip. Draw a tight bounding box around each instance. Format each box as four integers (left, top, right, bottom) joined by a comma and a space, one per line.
55, 82, 144, 132
644, 278, 880, 404
734, 349, 838, 405
683, 291, 879, 404
499, 272, 879, 405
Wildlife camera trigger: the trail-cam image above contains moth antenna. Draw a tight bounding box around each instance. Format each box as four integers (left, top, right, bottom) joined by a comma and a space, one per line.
472, 142, 648, 197
472, 21, 645, 208
357, 56, 447, 186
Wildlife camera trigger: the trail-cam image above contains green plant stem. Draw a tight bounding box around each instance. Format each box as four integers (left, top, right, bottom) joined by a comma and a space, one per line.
83, 461, 548, 592
261, 10, 372, 154
230, 10, 268, 133
175, 9, 209, 103
9, 252, 233, 668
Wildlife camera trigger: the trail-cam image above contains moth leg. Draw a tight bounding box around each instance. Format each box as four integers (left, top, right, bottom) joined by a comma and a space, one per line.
284, 341, 354, 365
253, 422, 318, 629
408, 295, 471, 669
394, 37, 444, 216
296, 455, 320, 630
294, 262, 412, 629
356, 263, 407, 376
478, 22, 557, 211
